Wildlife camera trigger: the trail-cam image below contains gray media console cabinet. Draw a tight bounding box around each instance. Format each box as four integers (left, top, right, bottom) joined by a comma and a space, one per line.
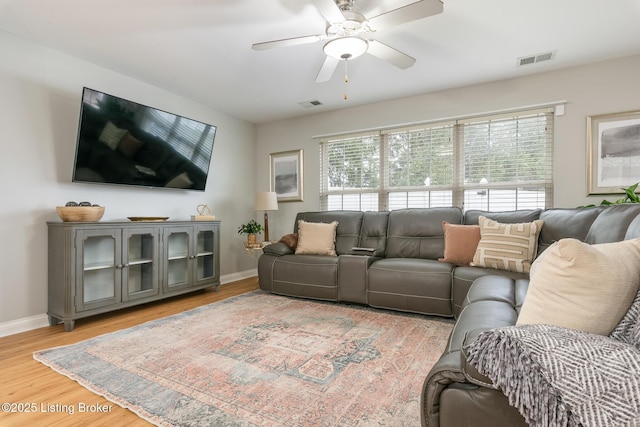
47, 220, 221, 331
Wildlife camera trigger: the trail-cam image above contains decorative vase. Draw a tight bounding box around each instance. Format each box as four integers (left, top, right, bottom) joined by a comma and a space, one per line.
247, 234, 257, 246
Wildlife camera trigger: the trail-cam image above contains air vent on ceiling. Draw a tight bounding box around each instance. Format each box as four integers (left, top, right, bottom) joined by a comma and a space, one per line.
298, 100, 323, 108
517, 51, 555, 66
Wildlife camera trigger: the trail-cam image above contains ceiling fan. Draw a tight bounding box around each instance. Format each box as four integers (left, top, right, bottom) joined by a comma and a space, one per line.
252, 0, 444, 83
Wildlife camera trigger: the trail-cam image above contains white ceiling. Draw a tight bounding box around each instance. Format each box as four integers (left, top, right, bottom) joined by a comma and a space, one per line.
1, 0, 640, 124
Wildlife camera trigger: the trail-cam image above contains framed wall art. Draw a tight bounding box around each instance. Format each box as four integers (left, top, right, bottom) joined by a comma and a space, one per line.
587, 110, 640, 194
269, 149, 303, 202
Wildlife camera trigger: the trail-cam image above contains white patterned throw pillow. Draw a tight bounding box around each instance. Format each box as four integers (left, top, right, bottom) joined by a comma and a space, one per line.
471, 216, 543, 273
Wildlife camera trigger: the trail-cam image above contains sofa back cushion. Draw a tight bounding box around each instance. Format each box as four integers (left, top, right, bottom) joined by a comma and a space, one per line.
359, 212, 389, 257
625, 215, 640, 240
386, 208, 462, 259
537, 207, 602, 254
293, 211, 363, 256
464, 209, 542, 225
585, 204, 640, 244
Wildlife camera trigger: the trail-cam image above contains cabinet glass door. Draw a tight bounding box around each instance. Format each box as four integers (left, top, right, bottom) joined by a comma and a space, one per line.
123, 229, 159, 301
195, 228, 216, 283
164, 229, 191, 291
76, 230, 121, 311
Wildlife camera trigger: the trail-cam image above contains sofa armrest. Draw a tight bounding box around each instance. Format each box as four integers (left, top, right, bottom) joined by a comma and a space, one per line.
262, 242, 294, 256
338, 254, 381, 304
422, 328, 500, 426
460, 329, 497, 389
422, 351, 467, 427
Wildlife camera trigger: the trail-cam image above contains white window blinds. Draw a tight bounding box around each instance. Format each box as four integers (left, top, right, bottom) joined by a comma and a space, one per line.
385, 123, 455, 209
319, 106, 555, 211
461, 110, 554, 210
320, 132, 381, 211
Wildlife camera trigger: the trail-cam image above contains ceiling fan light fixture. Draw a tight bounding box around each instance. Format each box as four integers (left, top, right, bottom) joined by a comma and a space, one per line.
323, 36, 368, 60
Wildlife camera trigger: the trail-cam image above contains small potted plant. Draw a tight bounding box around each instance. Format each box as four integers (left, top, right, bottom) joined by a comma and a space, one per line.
238, 220, 263, 246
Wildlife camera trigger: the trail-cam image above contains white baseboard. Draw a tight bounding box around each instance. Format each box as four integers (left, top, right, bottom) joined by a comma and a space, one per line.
220, 269, 257, 284
0, 269, 258, 338
0, 314, 51, 338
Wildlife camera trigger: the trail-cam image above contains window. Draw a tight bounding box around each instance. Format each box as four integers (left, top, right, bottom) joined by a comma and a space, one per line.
319, 107, 554, 211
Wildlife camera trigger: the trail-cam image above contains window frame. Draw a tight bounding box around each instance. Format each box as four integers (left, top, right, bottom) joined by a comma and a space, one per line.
319, 106, 555, 211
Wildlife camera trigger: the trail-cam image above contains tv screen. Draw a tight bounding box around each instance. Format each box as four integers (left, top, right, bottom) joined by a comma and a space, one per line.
72, 87, 216, 191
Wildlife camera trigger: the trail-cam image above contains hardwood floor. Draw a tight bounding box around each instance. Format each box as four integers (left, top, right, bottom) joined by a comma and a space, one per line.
0, 278, 258, 427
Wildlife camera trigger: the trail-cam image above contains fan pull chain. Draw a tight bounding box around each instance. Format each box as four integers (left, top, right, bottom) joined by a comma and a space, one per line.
344, 59, 349, 100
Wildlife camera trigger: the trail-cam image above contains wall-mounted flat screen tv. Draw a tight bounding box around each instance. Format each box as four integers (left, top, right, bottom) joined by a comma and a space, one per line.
72, 87, 216, 191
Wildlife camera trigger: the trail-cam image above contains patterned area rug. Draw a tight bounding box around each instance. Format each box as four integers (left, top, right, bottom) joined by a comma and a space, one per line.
34, 291, 453, 426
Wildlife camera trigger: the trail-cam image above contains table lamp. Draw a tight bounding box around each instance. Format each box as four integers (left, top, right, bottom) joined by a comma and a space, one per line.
255, 191, 278, 242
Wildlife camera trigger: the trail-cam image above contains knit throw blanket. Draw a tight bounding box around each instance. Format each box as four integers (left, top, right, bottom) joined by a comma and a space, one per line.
465, 324, 640, 427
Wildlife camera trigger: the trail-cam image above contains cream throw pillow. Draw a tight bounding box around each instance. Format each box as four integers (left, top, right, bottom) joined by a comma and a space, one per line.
517, 238, 640, 335
295, 220, 338, 256
471, 216, 543, 273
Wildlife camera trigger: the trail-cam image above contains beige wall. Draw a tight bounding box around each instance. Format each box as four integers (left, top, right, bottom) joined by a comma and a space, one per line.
2, 25, 638, 334
256, 54, 640, 239
0, 30, 258, 332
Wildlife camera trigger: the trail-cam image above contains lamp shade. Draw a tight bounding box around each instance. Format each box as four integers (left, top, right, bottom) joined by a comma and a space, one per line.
255, 192, 278, 211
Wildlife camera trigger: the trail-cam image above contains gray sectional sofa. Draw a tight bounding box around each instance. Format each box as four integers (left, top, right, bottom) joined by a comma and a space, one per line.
257, 204, 640, 426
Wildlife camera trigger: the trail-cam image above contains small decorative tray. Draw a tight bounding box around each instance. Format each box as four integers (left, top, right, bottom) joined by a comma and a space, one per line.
127, 217, 169, 222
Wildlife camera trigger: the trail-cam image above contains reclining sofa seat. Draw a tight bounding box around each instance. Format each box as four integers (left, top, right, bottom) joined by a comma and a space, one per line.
259, 207, 549, 318
257, 211, 365, 301
367, 208, 461, 316
422, 203, 640, 427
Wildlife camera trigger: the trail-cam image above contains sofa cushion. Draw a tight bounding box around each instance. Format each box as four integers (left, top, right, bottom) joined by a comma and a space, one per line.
463, 209, 541, 225
368, 258, 454, 316
517, 238, 640, 335
295, 220, 338, 256
439, 222, 481, 266
464, 275, 529, 312
271, 254, 339, 300
357, 211, 389, 257
585, 204, 640, 244
471, 216, 543, 273
451, 267, 528, 318
385, 208, 462, 259
538, 207, 602, 254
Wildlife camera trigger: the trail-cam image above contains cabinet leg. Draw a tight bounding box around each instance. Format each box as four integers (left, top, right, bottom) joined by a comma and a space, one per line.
63, 320, 75, 332
215, 284, 220, 292
48, 315, 60, 327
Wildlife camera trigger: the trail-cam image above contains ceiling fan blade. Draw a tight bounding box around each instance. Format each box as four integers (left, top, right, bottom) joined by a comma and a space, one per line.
252, 34, 324, 51
367, 39, 416, 69
315, 55, 340, 82
367, 0, 443, 31
311, 0, 345, 23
